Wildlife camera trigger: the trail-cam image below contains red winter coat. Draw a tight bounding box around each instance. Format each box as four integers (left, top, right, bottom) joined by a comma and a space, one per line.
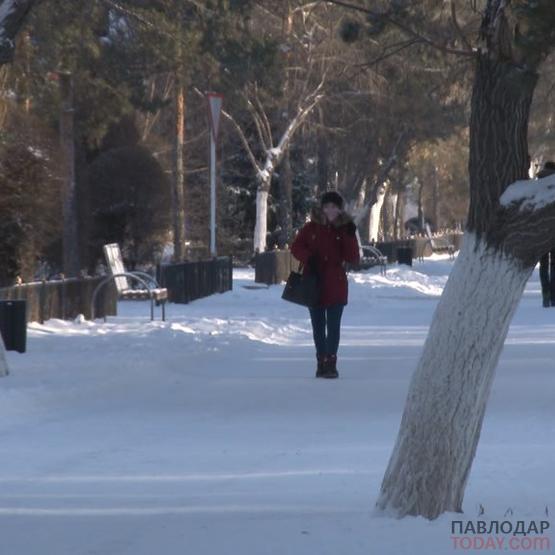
290, 204, 360, 307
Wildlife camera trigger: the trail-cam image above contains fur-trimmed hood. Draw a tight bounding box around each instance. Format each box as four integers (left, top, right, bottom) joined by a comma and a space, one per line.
309, 204, 354, 228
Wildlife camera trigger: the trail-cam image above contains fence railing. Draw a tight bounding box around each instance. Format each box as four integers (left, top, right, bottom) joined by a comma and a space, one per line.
0, 276, 118, 324
374, 233, 464, 262
156, 256, 233, 304
254, 233, 465, 285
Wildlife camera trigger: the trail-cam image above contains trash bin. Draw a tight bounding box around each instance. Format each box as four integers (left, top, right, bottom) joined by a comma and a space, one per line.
0, 300, 27, 353
376, 242, 394, 263
397, 247, 413, 267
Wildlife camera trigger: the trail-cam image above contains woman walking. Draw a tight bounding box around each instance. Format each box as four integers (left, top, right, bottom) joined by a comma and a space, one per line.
290, 191, 360, 379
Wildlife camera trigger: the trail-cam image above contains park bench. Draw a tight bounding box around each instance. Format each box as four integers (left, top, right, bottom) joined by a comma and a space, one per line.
423, 224, 455, 260
427, 235, 455, 260
90, 243, 168, 322
352, 244, 388, 275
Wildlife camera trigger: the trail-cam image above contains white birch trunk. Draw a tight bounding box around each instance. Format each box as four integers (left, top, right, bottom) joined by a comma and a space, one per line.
369, 184, 388, 242
356, 179, 367, 210
387, 192, 398, 239
376, 232, 532, 519
395, 191, 406, 239
253, 188, 269, 254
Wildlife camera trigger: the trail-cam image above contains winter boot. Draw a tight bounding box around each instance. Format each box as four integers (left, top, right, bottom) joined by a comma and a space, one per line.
316, 354, 327, 378
322, 354, 339, 379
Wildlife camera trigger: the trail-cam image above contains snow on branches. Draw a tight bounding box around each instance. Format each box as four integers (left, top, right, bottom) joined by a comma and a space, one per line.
500, 173, 555, 213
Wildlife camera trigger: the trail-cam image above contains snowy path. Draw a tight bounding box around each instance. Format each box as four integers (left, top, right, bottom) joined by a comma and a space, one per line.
1, 256, 554, 554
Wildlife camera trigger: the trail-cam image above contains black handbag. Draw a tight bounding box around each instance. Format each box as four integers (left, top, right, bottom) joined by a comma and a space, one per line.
281, 260, 320, 307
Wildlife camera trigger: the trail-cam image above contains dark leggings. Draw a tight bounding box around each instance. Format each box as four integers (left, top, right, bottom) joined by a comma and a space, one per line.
539, 249, 555, 303
308, 303, 345, 356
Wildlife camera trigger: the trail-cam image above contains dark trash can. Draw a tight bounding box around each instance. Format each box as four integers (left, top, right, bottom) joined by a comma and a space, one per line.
376, 242, 394, 263
397, 247, 413, 267
0, 300, 27, 353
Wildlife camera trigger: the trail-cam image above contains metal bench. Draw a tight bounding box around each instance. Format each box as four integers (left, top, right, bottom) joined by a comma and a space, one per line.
428, 235, 455, 260
351, 244, 388, 276
424, 224, 455, 260
90, 243, 168, 321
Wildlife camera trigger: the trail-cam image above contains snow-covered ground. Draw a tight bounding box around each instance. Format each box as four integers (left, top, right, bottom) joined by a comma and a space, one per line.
1, 253, 553, 554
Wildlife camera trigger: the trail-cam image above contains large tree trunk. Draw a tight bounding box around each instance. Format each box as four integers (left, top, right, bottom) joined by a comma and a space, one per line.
380, 187, 395, 241
417, 179, 425, 233
432, 165, 440, 231
394, 189, 405, 240
0, 0, 37, 379
277, 151, 293, 248
172, 73, 186, 262
276, 1, 293, 249
59, 71, 80, 277
385, 192, 398, 240
368, 183, 387, 242
377, 232, 531, 518
253, 186, 269, 254
376, 51, 542, 519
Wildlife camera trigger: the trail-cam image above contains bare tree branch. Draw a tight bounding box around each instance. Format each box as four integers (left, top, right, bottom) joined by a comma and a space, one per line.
253, 82, 274, 148
193, 86, 262, 176
353, 128, 408, 225
242, 91, 270, 151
